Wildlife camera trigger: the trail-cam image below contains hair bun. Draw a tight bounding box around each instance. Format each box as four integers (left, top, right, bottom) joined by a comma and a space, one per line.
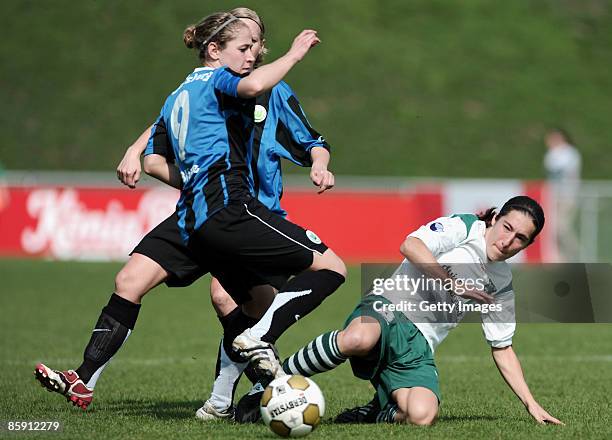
183, 25, 197, 49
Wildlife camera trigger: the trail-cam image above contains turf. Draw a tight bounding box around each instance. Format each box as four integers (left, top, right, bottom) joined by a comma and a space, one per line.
3, 1, 612, 178
1, 260, 611, 439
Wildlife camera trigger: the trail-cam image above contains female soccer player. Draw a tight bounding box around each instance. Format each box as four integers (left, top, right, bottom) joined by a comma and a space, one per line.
238, 196, 564, 426
35, 10, 345, 413
142, 10, 347, 393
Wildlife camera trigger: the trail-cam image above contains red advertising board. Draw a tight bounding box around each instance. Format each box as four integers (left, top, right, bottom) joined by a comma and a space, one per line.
0, 181, 549, 262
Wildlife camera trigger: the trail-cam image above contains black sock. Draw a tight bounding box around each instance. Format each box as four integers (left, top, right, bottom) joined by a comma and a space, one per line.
253, 269, 345, 343
217, 307, 259, 364
75, 293, 140, 385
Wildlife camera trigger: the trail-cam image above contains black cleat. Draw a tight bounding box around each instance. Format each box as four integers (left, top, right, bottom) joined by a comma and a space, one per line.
234, 381, 267, 424
334, 396, 380, 424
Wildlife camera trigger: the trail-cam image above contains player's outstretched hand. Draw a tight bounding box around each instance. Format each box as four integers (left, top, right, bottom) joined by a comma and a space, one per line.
527, 402, 564, 425
117, 148, 142, 189
288, 30, 320, 63
310, 165, 334, 194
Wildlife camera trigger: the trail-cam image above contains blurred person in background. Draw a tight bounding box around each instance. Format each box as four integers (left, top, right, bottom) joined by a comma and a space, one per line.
544, 128, 581, 261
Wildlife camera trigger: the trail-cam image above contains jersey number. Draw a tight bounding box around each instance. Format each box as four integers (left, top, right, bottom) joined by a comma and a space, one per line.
170, 90, 190, 161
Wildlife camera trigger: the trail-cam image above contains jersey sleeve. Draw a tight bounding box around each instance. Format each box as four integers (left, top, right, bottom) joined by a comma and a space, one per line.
272, 82, 331, 167
212, 67, 241, 97
145, 114, 175, 162
481, 286, 516, 348
408, 216, 470, 256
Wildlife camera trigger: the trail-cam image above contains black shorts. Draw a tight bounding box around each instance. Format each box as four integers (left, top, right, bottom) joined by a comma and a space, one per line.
131, 210, 295, 302
131, 212, 205, 287
188, 197, 329, 298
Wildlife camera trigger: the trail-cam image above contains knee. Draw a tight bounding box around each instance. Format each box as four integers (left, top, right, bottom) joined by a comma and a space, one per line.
312, 250, 347, 278
114, 268, 144, 302
338, 329, 373, 356
406, 404, 437, 426
329, 254, 348, 278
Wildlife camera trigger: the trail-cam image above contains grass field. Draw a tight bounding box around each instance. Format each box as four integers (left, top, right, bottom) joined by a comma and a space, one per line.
1, 260, 611, 439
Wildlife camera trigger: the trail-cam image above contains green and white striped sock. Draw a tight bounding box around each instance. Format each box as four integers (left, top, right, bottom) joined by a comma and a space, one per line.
282, 330, 346, 377
376, 403, 399, 424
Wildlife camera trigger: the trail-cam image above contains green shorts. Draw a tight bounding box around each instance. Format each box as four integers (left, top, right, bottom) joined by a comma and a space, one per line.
344, 295, 441, 408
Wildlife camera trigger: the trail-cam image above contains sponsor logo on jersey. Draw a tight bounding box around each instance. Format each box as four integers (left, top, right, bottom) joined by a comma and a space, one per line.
429, 222, 444, 232
306, 230, 322, 244
254, 105, 267, 123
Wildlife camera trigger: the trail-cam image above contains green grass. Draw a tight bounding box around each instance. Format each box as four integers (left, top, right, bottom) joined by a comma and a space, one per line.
1, 260, 611, 439
2, 0, 612, 178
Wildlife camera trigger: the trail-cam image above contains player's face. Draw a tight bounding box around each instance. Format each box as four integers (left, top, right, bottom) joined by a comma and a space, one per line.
219, 27, 255, 74
239, 19, 264, 72
485, 210, 536, 261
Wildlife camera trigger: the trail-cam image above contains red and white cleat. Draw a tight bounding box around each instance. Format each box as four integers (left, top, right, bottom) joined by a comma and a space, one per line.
34, 363, 93, 410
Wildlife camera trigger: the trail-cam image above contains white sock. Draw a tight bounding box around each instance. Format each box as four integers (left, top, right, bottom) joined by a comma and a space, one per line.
208, 341, 247, 410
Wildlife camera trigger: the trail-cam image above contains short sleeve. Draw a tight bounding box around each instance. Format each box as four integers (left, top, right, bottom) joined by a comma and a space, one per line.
145, 115, 174, 162
213, 67, 241, 97
481, 287, 516, 348
408, 216, 469, 256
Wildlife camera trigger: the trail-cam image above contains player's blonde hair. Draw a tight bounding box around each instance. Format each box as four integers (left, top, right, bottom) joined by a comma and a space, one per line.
229, 7, 268, 67
183, 12, 248, 63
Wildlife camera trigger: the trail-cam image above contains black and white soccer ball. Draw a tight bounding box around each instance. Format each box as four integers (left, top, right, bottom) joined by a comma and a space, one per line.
260, 375, 325, 437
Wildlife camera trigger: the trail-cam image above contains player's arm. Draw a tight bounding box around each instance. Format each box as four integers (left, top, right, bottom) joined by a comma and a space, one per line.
400, 218, 493, 303
143, 154, 182, 190
236, 30, 320, 98
309, 147, 334, 194
116, 125, 153, 188
491, 345, 563, 425
142, 117, 183, 190
273, 84, 333, 193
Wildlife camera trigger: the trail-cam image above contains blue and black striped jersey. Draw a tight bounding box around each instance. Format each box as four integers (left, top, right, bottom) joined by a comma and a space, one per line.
147, 79, 330, 222
146, 66, 253, 242
249, 81, 330, 216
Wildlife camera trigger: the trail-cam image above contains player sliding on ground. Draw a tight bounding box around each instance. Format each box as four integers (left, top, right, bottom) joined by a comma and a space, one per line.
34, 10, 344, 412
237, 196, 563, 426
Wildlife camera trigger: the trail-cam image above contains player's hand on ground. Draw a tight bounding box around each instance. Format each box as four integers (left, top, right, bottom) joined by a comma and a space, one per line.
117, 148, 142, 189
527, 402, 564, 425
288, 30, 320, 62
310, 165, 334, 194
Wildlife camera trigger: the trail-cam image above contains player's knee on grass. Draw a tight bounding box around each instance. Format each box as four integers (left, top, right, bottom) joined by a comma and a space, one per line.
394, 387, 438, 426
311, 249, 347, 278
337, 317, 381, 356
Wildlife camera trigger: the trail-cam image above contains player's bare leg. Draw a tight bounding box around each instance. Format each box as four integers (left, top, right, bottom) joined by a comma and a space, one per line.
35, 254, 168, 409
389, 387, 438, 426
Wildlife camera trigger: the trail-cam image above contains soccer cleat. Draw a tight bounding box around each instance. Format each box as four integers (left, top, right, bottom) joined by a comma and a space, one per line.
232, 329, 286, 380
195, 400, 235, 421
234, 382, 265, 424
334, 396, 380, 424
34, 363, 93, 410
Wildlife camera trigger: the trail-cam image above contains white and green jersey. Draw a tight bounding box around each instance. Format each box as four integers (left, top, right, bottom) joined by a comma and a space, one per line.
380, 214, 515, 353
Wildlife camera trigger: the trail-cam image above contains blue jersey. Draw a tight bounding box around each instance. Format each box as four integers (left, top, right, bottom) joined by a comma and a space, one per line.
146, 67, 253, 242
146, 76, 330, 235
249, 81, 330, 216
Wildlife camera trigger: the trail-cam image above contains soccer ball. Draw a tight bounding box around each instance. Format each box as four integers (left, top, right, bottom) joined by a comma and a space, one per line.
260, 375, 325, 437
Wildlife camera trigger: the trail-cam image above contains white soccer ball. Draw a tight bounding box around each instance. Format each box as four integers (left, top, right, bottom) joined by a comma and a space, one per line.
260, 375, 325, 438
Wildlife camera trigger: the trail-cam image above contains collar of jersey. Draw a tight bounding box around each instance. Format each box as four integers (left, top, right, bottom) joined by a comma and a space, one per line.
193, 67, 215, 72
